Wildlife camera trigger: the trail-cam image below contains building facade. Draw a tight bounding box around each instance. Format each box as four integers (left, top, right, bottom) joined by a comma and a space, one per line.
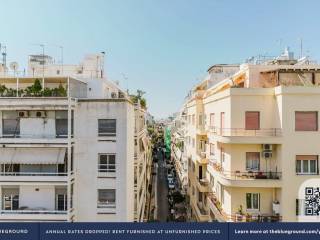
0, 53, 137, 222
134, 103, 152, 222
184, 49, 320, 222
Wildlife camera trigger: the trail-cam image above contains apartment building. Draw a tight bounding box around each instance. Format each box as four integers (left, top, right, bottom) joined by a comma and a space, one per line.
170, 108, 188, 194
0, 53, 135, 222
134, 103, 152, 222
184, 48, 320, 222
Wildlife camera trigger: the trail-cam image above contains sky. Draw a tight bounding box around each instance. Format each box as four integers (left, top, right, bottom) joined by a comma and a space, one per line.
1, 0, 320, 118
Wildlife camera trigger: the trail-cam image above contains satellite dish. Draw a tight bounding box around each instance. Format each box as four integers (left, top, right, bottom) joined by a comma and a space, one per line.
9, 62, 19, 71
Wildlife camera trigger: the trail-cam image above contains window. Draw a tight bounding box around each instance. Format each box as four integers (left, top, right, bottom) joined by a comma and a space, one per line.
246, 193, 260, 210
295, 111, 318, 131
210, 113, 215, 127
296, 155, 318, 175
97, 189, 116, 208
192, 138, 195, 148
98, 119, 116, 136
56, 111, 68, 137
246, 152, 260, 171
56, 194, 67, 211
2, 111, 20, 137
210, 144, 215, 156
245, 111, 260, 130
98, 154, 116, 175
192, 114, 195, 125
3, 194, 19, 210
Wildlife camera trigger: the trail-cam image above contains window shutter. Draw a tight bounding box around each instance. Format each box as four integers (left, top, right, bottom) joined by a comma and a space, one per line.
245, 112, 260, 130
295, 112, 318, 131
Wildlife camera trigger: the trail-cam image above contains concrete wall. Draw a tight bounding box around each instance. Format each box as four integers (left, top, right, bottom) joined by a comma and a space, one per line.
74, 100, 134, 222
19, 185, 55, 210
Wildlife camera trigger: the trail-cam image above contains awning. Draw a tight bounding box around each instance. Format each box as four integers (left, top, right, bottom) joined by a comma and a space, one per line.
0, 148, 66, 164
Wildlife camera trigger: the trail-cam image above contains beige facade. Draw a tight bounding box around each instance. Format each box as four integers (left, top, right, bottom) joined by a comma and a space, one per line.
134, 103, 152, 222
184, 53, 320, 222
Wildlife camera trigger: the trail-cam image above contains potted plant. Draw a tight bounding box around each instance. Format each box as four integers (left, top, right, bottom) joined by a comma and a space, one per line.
0, 85, 7, 96
245, 213, 252, 222
235, 205, 244, 222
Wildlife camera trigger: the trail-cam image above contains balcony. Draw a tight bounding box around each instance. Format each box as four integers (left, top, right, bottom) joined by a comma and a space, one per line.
207, 193, 281, 222
0, 172, 68, 183
0, 77, 87, 99
208, 127, 282, 144
192, 200, 209, 222
196, 151, 208, 164
196, 176, 210, 192
208, 162, 282, 187
0, 209, 67, 221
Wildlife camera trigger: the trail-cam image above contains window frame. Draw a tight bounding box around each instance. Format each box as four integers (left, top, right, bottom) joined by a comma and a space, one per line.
97, 189, 116, 208
246, 152, 260, 171
295, 111, 318, 131
246, 193, 260, 211
296, 155, 318, 175
245, 111, 260, 130
98, 119, 116, 137
98, 154, 116, 176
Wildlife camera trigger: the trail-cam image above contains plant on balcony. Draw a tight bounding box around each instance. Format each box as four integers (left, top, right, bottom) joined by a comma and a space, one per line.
235, 205, 244, 222
5, 88, 17, 97
43, 87, 53, 97
25, 79, 43, 96
245, 213, 252, 222
0, 85, 7, 96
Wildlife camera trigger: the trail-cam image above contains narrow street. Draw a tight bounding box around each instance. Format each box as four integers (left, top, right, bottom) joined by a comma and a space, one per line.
155, 150, 169, 221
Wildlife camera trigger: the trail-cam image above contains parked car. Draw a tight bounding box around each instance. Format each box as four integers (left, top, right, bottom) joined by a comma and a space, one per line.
168, 180, 175, 189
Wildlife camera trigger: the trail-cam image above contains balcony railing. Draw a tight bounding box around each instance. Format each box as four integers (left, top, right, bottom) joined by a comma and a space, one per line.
0, 133, 70, 139
207, 193, 281, 222
0, 210, 67, 214
209, 162, 281, 180
208, 127, 282, 137
0, 172, 67, 176
196, 202, 209, 216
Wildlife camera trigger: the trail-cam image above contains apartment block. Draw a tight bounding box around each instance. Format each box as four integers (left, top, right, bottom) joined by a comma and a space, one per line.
184, 48, 320, 222
0, 53, 136, 222
171, 109, 188, 194
134, 103, 152, 222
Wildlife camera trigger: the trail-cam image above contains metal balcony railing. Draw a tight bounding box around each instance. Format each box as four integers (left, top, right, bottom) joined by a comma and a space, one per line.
208, 127, 282, 137
0, 133, 70, 139
209, 162, 281, 180
0, 172, 67, 176
0, 210, 67, 214
207, 193, 281, 222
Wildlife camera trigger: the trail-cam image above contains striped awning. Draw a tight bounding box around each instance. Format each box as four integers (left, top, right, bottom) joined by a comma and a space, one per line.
0, 148, 66, 164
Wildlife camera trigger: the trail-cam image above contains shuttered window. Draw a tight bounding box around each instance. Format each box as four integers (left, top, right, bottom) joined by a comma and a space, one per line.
295, 111, 318, 131
245, 111, 260, 130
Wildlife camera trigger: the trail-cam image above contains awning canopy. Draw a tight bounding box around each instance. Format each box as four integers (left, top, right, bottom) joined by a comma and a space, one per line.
0, 148, 66, 164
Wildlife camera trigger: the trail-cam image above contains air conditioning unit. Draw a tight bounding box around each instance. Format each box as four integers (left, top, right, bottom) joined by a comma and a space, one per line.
262, 144, 272, 151
111, 92, 117, 98
36, 111, 46, 118
262, 144, 273, 158
18, 111, 28, 118
262, 151, 272, 158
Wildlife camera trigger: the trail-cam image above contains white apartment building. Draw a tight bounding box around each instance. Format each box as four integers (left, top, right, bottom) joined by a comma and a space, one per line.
134, 103, 152, 222
0, 53, 135, 222
184, 48, 320, 222
170, 108, 188, 194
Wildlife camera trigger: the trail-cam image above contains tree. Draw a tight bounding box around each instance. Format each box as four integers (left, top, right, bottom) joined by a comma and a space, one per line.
130, 89, 147, 109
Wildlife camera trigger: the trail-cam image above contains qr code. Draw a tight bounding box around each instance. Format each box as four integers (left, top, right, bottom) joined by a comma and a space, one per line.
305, 187, 320, 216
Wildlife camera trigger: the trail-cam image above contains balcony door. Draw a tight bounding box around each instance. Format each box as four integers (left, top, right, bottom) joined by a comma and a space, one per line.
199, 165, 203, 180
